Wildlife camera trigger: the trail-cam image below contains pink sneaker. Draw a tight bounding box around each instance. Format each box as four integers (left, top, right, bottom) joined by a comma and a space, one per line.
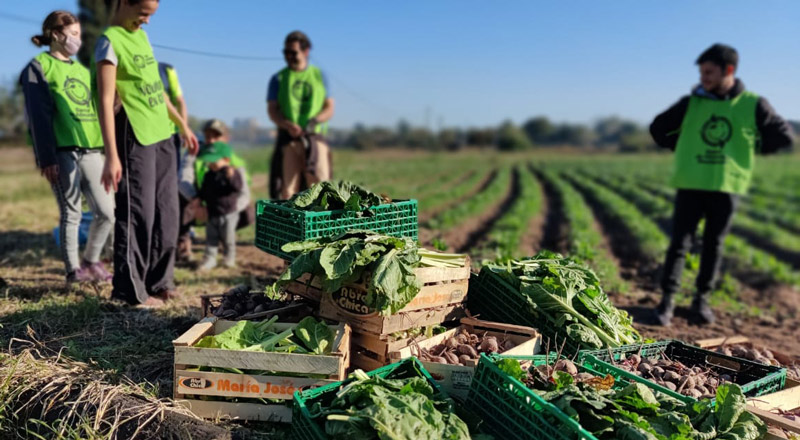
66, 266, 94, 284
84, 261, 113, 282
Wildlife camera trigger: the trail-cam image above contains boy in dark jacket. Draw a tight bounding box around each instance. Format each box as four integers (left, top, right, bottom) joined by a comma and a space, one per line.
196, 141, 244, 270
650, 43, 793, 326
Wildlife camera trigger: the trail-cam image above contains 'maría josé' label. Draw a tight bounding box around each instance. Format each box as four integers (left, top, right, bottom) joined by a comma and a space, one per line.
177, 375, 322, 398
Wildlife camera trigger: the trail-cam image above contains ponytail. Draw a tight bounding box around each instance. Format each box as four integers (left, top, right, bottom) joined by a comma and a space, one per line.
31, 10, 78, 47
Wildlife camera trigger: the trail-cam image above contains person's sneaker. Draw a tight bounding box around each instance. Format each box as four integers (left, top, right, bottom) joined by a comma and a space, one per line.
222, 258, 236, 269
198, 257, 217, 271
691, 293, 716, 325
83, 260, 112, 282
654, 295, 675, 326
135, 296, 166, 309
177, 237, 194, 262
66, 266, 94, 285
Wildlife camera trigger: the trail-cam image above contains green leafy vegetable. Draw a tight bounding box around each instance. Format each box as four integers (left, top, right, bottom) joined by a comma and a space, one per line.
293, 316, 335, 355
483, 250, 641, 349
285, 181, 386, 212
311, 368, 470, 440
192, 316, 335, 355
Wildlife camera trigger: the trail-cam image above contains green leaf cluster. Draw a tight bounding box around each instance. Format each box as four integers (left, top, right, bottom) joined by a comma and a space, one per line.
285, 181, 386, 212
484, 250, 641, 349
194, 316, 335, 355
279, 231, 422, 315
309, 369, 471, 440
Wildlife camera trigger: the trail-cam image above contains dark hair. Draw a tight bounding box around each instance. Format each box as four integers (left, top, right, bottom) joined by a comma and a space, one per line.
31, 10, 78, 47
285, 30, 311, 51
696, 43, 738, 70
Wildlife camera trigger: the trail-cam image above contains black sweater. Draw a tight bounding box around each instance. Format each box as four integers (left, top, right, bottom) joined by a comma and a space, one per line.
198, 167, 244, 217
650, 79, 794, 154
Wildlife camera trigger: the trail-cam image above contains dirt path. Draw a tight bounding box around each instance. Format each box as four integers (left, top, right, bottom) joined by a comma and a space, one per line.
534, 170, 570, 255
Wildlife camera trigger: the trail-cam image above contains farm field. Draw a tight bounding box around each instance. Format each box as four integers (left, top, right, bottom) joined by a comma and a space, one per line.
1, 146, 798, 438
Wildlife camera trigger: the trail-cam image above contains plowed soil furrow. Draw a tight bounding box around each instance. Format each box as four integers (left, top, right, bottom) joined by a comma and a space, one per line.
420, 169, 496, 223
437, 168, 518, 253
533, 168, 569, 255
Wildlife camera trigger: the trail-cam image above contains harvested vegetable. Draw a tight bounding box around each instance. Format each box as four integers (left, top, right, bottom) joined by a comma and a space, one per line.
417, 327, 516, 366
496, 358, 767, 440
716, 343, 800, 381
309, 369, 470, 439
209, 285, 303, 320
274, 230, 466, 315
194, 316, 334, 355
484, 251, 641, 349
283, 180, 388, 212
612, 353, 731, 399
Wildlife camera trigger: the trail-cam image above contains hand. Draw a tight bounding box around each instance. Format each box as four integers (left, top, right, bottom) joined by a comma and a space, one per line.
225, 166, 235, 179
181, 124, 200, 155
101, 155, 122, 193
286, 122, 303, 138
41, 164, 59, 185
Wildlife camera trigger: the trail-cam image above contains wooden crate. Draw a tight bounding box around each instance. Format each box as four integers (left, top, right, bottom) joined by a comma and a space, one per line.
172, 317, 350, 422
319, 258, 470, 335
354, 318, 541, 399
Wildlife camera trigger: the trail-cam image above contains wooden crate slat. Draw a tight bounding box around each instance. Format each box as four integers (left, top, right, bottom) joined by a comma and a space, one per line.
175, 399, 292, 423
175, 347, 342, 375
173, 317, 216, 347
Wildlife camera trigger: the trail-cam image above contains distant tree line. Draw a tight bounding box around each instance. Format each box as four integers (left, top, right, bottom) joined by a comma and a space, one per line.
347, 116, 662, 152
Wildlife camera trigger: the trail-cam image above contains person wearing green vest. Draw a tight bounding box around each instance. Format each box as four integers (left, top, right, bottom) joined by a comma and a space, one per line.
94, 0, 199, 307
175, 119, 253, 264
650, 43, 794, 326
19, 10, 115, 285
194, 121, 251, 271
267, 30, 335, 200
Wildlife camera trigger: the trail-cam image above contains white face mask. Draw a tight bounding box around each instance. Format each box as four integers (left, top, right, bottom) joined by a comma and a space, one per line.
61, 33, 81, 56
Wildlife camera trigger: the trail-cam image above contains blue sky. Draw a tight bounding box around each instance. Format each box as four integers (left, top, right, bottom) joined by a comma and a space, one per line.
2, 1, 798, 130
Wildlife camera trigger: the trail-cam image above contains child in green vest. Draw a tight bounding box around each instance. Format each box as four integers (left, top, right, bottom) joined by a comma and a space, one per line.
20, 10, 115, 285
195, 130, 246, 271
93, 0, 199, 307
650, 44, 794, 326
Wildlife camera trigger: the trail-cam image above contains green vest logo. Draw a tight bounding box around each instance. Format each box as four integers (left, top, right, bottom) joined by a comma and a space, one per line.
701, 114, 732, 148
292, 80, 313, 102
133, 54, 156, 69
64, 77, 90, 107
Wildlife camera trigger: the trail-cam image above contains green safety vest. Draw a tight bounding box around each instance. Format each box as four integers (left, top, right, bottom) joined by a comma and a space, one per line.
34, 52, 103, 149
159, 63, 183, 134
277, 65, 327, 134
194, 151, 251, 189
671, 91, 759, 195
93, 26, 172, 146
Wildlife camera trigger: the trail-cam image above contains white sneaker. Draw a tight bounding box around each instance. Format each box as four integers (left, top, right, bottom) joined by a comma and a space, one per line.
198, 257, 218, 271
223, 259, 236, 269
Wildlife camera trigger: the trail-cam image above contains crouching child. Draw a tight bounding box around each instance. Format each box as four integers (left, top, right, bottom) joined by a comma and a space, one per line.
196, 132, 245, 270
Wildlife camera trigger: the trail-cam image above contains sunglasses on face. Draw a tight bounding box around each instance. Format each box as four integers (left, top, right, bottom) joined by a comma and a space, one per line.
283, 49, 299, 57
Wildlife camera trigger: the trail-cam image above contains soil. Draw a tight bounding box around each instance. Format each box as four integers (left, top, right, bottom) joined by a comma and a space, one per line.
446, 168, 519, 253
535, 170, 570, 255
420, 169, 496, 223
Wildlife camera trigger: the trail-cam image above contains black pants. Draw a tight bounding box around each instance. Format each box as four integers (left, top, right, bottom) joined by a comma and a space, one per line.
661, 189, 739, 296
112, 110, 179, 304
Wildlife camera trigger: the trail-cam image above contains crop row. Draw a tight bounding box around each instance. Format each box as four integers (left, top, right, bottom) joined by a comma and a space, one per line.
537, 169, 628, 293
427, 166, 513, 230
484, 165, 543, 260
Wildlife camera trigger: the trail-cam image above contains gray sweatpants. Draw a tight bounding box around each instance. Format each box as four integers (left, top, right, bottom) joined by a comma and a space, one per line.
205, 212, 238, 265
51, 149, 115, 274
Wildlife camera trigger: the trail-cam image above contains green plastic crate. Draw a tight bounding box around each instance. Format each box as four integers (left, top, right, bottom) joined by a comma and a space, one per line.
579, 340, 787, 402
292, 357, 445, 440
464, 354, 695, 440
255, 199, 418, 260
467, 268, 585, 356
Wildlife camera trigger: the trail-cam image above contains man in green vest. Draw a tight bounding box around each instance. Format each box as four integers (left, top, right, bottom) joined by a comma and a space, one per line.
159, 61, 189, 166
267, 30, 335, 200
650, 43, 794, 326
